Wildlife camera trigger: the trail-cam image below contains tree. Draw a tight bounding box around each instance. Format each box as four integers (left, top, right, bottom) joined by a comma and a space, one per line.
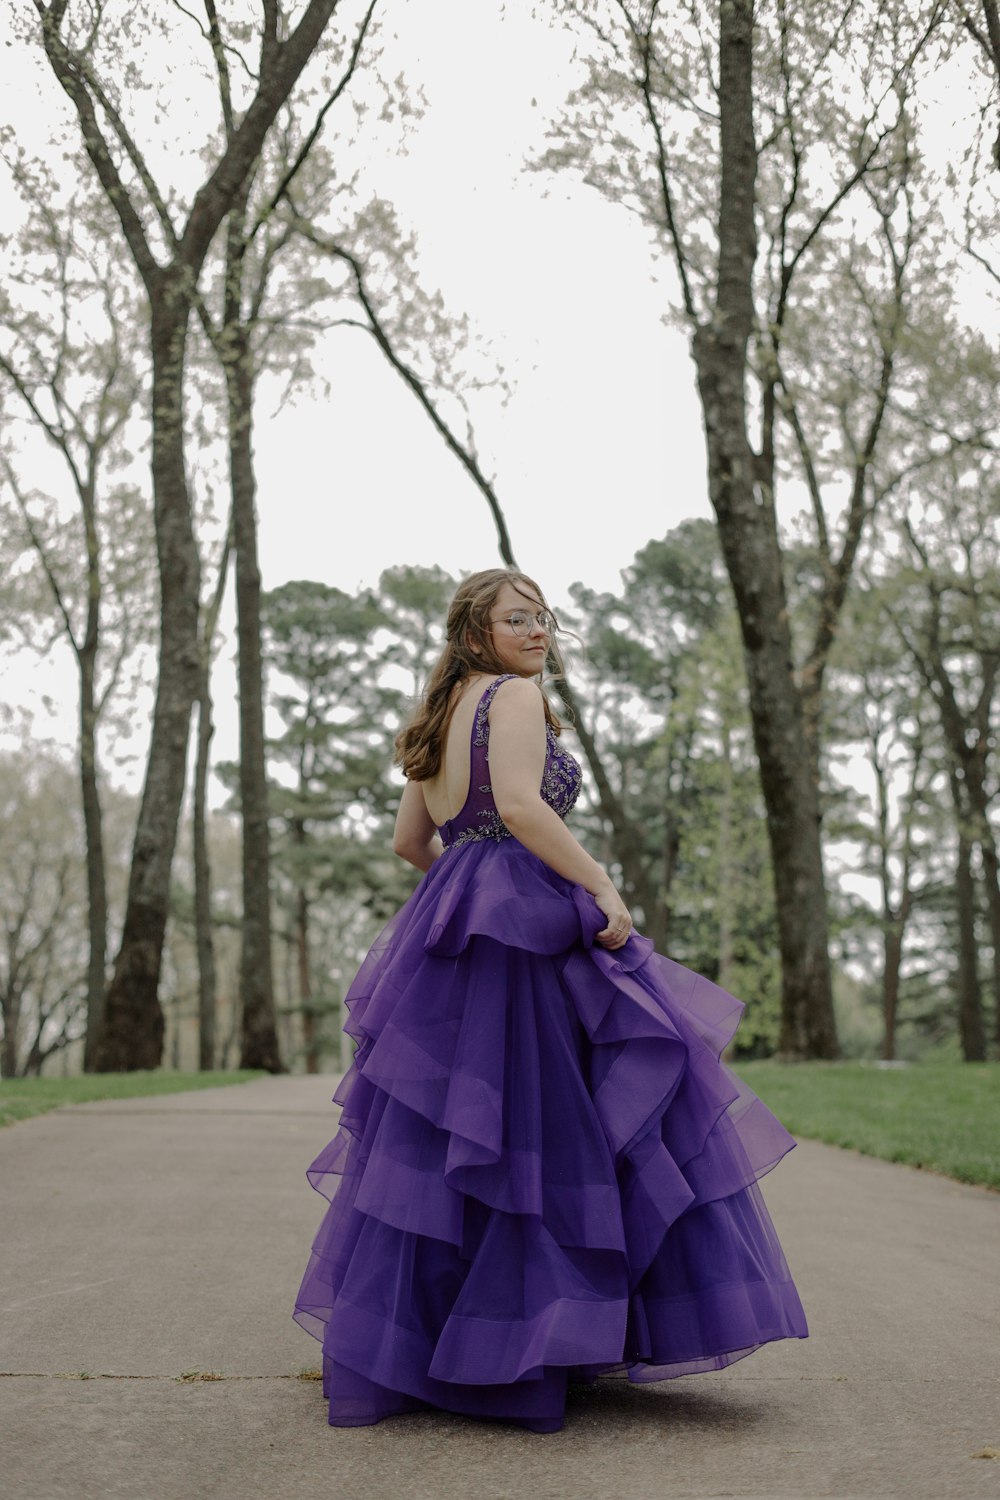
191, 526, 232, 1070
0, 750, 135, 1076
257, 567, 459, 1070
534, 0, 960, 1056
24, 0, 355, 1069
566, 523, 781, 1050
376, 562, 456, 697
186, 0, 380, 1071
955, 1, 1000, 168
892, 486, 1000, 1059
261, 579, 404, 1070
0, 149, 155, 1069
827, 576, 939, 1059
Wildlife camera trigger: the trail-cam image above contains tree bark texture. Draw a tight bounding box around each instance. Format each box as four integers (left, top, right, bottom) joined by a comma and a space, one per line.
715, 725, 736, 990
910, 588, 999, 1054
877, 799, 912, 1065
192, 524, 232, 1074
79, 639, 109, 1070
293, 822, 319, 1075
193, 665, 217, 1072
951, 795, 986, 1062
228, 330, 282, 1073
96, 285, 197, 1070
881, 914, 907, 1062
693, 1, 838, 1059
79, 478, 109, 1071
1, 986, 21, 1079
955, 751, 1000, 1052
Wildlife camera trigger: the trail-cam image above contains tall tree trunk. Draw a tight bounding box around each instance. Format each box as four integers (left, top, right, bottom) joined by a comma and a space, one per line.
874, 749, 901, 1061
193, 664, 217, 1072
192, 526, 232, 1073
953, 818, 986, 1062
228, 328, 282, 1073
79, 569, 108, 1072
962, 774, 1000, 1053
95, 283, 199, 1070
920, 640, 999, 1054
193, 518, 237, 1075
692, 0, 837, 1060
293, 820, 318, 1074
1, 986, 21, 1079
980, 842, 1000, 1052
881, 915, 906, 1063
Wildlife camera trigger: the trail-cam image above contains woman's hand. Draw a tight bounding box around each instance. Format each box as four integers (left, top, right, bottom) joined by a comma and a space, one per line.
593, 881, 632, 950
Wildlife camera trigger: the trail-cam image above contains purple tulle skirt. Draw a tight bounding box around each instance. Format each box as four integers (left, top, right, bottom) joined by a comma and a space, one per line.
293, 839, 808, 1431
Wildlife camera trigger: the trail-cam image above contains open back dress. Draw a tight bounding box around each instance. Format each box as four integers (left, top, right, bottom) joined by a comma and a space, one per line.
293, 674, 808, 1432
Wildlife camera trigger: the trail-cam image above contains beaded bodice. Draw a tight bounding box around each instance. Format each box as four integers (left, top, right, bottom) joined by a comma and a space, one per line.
437, 675, 581, 852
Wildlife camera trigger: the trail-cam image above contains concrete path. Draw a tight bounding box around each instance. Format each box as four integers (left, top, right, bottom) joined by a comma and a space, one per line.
1, 1074, 997, 1500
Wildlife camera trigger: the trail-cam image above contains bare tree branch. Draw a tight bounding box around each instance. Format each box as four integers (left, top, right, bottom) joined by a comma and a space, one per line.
32, 2, 162, 288
204, 0, 235, 137
295, 219, 519, 566
0, 456, 79, 652
252, 0, 378, 239
616, 0, 698, 321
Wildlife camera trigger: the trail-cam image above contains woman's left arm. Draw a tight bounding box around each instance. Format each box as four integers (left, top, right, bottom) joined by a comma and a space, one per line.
392, 779, 443, 871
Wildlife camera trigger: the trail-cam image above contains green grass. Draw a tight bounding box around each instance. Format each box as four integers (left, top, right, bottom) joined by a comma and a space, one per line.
737, 1060, 1000, 1191
4, 1061, 997, 1193
0, 1070, 264, 1127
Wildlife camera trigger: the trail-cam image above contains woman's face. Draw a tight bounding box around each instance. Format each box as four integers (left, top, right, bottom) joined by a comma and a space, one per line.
484, 580, 552, 678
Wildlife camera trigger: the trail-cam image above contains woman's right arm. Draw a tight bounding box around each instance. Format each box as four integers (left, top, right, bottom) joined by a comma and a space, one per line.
487, 677, 632, 949
392, 778, 443, 872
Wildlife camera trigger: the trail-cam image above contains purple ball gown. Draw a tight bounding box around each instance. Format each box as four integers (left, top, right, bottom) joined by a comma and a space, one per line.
293, 675, 808, 1432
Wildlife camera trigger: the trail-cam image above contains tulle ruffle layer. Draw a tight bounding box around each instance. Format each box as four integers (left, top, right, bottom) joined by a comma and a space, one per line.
294, 840, 807, 1430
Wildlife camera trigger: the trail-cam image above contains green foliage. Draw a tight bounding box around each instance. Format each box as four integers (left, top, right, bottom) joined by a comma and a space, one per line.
568, 521, 783, 1053
259, 565, 457, 1069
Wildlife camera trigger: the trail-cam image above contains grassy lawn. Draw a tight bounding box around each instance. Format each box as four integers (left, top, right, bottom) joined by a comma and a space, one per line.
0, 1070, 264, 1128
3, 1061, 997, 1193
737, 1059, 1000, 1192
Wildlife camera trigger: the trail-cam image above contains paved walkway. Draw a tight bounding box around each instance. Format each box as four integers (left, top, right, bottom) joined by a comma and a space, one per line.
1, 1074, 998, 1500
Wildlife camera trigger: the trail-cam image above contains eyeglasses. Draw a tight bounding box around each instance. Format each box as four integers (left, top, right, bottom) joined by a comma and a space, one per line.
491, 610, 555, 637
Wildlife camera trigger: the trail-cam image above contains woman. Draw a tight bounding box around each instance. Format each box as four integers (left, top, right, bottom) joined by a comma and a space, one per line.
293, 567, 808, 1433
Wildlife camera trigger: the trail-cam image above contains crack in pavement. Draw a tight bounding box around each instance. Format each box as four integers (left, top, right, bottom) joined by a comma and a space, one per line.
0, 1370, 323, 1382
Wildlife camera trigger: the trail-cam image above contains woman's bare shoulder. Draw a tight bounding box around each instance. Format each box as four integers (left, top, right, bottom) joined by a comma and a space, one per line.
489, 675, 545, 721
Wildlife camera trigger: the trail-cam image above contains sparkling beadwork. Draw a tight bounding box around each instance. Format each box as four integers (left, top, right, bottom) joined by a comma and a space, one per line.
443, 813, 514, 850
541, 725, 581, 819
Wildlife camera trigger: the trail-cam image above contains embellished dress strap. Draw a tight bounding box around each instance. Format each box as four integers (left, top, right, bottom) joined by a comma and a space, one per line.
472, 674, 519, 743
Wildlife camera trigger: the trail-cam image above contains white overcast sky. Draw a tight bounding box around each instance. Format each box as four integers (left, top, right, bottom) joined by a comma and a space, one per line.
1, 0, 710, 762
2, 0, 711, 594
1, 0, 711, 768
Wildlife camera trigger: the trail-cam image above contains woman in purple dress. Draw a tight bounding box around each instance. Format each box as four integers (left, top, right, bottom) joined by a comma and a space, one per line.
293, 567, 808, 1432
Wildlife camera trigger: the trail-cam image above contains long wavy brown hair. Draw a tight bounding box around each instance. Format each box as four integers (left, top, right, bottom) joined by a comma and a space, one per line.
394, 568, 563, 781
